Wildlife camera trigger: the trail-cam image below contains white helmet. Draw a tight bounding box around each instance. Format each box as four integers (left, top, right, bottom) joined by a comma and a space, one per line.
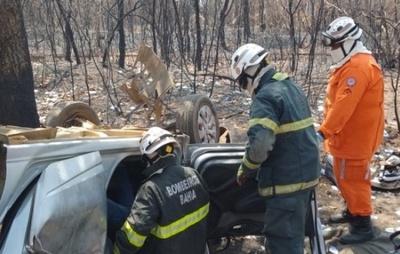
140, 127, 179, 156
230, 43, 269, 80
322, 16, 362, 47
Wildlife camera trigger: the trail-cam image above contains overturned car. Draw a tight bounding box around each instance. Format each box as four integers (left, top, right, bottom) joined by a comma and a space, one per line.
0, 121, 326, 254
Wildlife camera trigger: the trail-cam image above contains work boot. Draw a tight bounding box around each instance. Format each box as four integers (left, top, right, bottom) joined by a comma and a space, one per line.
328, 209, 354, 224
339, 216, 376, 244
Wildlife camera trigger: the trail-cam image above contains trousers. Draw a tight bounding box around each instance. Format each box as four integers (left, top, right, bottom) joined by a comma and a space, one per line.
263, 188, 313, 254
333, 157, 372, 216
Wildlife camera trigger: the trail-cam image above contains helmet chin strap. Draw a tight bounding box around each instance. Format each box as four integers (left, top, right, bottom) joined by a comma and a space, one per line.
141, 153, 158, 167
340, 40, 357, 57
240, 60, 268, 94
142, 145, 175, 167
331, 40, 358, 63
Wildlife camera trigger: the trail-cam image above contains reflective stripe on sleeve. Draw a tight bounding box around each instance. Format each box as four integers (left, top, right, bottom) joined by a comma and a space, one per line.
151, 202, 209, 239
243, 155, 261, 170
259, 178, 319, 196
113, 245, 121, 254
249, 117, 313, 134
121, 221, 147, 248
249, 118, 279, 133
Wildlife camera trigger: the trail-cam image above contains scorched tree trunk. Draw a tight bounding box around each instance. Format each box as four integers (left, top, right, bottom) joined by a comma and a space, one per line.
0, 0, 40, 128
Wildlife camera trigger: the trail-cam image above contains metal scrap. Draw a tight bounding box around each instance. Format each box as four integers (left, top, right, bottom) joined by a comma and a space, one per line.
120, 44, 174, 124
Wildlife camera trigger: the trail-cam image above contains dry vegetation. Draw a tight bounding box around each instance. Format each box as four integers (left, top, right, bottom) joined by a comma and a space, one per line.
18, 0, 399, 132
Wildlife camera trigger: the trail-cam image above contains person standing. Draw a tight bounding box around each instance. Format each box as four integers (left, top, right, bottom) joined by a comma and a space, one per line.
230, 43, 321, 254
318, 16, 385, 244
113, 127, 210, 254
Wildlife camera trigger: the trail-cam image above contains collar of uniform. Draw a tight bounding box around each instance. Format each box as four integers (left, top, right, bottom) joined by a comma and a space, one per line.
254, 68, 277, 94
142, 156, 178, 179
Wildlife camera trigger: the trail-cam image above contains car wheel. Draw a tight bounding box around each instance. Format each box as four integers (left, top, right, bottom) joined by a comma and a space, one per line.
176, 94, 220, 144
45, 101, 100, 127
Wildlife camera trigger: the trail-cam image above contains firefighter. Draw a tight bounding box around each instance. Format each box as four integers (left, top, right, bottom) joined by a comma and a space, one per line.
113, 127, 210, 254
230, 43, 321, 254
318, 16, 384, 244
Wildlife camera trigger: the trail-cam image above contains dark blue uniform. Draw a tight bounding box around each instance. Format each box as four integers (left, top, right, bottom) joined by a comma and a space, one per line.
239, 69, 320, 254
114, 156, 209, 254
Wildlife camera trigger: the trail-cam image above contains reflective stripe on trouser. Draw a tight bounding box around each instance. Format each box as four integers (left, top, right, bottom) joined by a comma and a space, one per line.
333, 157, 372, 216
258, 178, 319, 197
263, 188, 313, 254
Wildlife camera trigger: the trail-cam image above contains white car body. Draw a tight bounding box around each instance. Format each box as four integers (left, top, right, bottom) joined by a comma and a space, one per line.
0, 126, 326, 254
0, 127, 148, 253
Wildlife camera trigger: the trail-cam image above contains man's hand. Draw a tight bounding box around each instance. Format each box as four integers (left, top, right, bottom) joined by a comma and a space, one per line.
236, 165, 257, 186
237, 165, 249, 186
316, 131, 325, 145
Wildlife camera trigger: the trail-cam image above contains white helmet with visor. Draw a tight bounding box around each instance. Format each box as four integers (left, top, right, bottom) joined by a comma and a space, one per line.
140, 127, 179, 156
230, 43, 268, 79
230, 43, 269, 95
322, 16, 362, 47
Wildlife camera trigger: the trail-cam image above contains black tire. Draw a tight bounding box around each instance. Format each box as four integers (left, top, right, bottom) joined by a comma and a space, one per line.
176, 94, 220, 144
45, 101, 100, 127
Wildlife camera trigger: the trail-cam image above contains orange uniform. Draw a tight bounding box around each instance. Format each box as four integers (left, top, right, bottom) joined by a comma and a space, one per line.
319, 53, 384, 216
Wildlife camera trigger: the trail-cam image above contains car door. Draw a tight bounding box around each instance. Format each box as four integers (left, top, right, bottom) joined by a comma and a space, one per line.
27, 151, 106, 254
184, 144, 265, 239
186, 144, 326, 254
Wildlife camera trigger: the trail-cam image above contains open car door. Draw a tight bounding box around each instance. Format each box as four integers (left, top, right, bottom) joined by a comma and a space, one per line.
28, 151, 107, 254
184, 144, 265, 240
186, 144, 326, 254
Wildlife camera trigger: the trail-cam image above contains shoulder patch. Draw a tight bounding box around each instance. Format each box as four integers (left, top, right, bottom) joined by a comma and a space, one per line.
346, 77, 357, 87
